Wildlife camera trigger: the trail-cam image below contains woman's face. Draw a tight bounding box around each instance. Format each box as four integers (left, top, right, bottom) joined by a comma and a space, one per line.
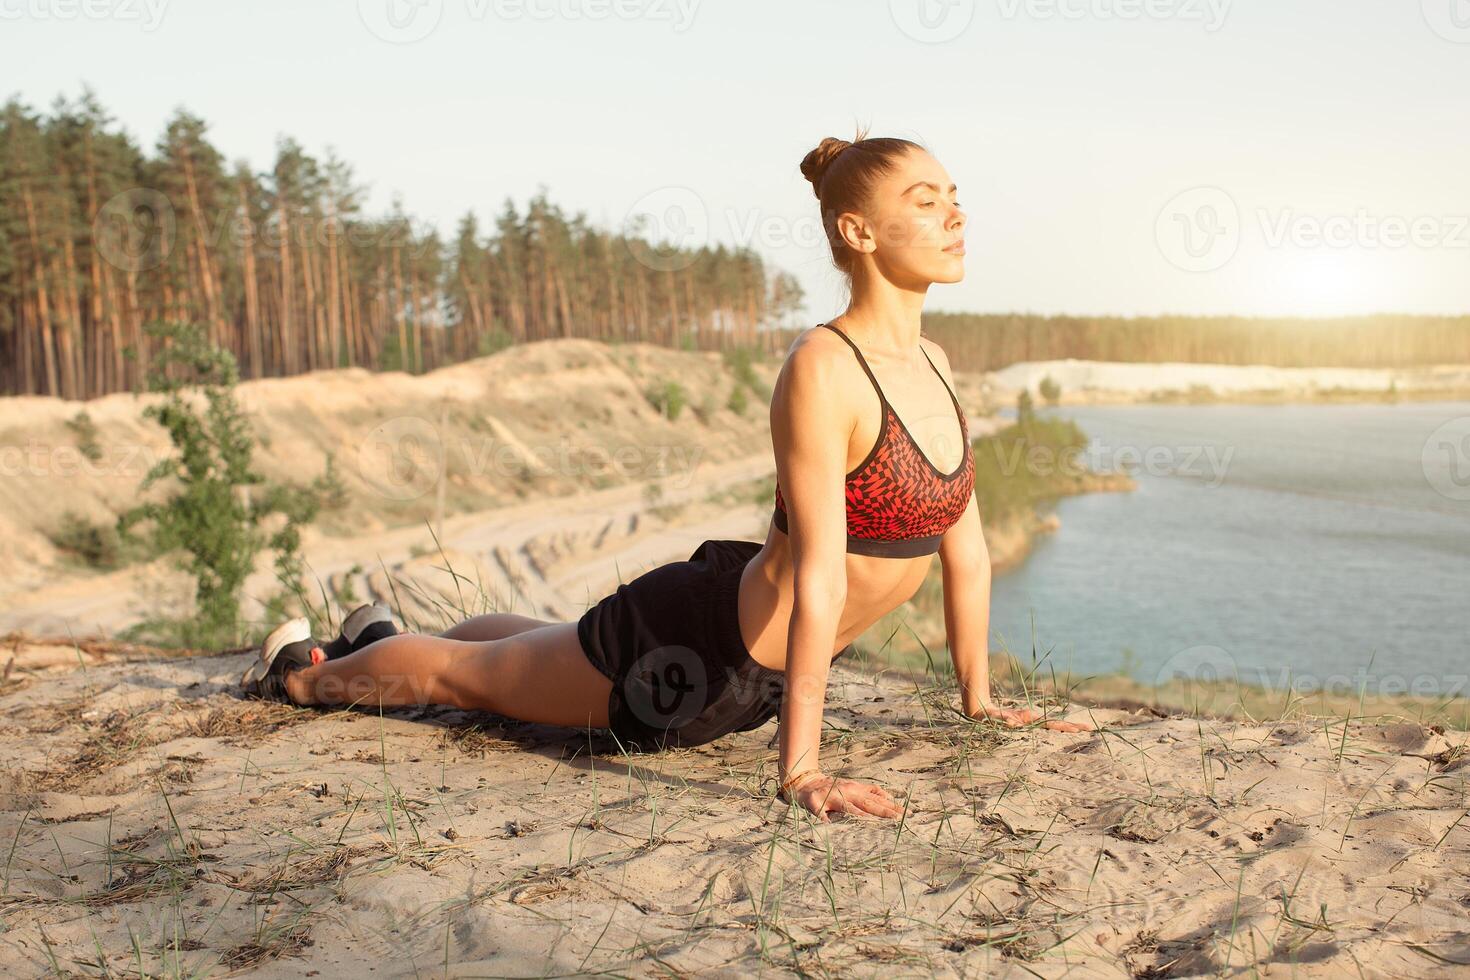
842, 148, 967, 287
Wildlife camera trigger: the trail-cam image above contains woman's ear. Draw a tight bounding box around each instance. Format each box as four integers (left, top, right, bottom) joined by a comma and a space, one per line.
834, 211, 874, 255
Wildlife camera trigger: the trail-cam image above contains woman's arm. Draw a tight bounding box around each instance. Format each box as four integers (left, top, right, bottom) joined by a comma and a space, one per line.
770, 338, 851, 782
768, 335, 904, 821
937, 497, 994, 715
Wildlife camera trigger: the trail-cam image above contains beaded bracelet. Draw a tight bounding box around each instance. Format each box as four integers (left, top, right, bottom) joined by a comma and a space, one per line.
777, 769, 823, 801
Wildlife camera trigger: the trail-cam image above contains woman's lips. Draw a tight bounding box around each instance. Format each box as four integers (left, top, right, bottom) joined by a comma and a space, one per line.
944, 241, 966, 254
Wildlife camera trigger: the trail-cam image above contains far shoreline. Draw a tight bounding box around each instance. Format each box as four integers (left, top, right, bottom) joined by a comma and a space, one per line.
979, 356, 1470, 409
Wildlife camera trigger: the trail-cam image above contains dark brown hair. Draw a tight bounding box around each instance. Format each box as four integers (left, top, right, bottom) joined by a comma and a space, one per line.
800, 126, 924, 277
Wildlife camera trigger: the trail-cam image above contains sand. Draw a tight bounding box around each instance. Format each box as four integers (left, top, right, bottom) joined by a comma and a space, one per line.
2, 343, 1469, 975
0, 638, 1466, 977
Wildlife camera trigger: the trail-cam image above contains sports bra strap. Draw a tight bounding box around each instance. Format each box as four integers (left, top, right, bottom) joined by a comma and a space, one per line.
918, 345, 962, 407
818, 322, 885, 402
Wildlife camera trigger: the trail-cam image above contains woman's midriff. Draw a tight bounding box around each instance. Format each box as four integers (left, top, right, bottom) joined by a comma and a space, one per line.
735, 525, 933, 673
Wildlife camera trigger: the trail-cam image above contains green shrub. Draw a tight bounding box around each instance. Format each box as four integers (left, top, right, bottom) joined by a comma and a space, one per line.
476, 326, 514, 358
727, 383, 749, 416
972, 414, 1091, 525
692, 391, 719, 424
644, 379, 688, 421
722, 345, 770, 400
51, 512, 127, 569
118, 321, 322, 650
65, 410, 104, 462
1038, 375, 1061, 406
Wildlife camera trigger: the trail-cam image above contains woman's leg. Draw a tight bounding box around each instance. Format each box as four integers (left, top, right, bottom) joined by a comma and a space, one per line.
284, 622, 613, 729
436, 612, 555, 642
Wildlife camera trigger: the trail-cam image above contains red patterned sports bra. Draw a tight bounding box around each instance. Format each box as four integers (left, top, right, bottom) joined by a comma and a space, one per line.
772, 323, 976, 559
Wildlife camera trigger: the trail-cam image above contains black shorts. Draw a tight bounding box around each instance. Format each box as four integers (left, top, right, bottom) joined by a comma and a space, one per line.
576, 538, 812, 751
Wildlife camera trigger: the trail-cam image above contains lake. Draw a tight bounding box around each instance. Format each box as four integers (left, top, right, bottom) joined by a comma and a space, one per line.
987, 401, 1470, 698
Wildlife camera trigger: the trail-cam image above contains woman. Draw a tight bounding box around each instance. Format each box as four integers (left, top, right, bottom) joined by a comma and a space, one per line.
242, 129, 1092, 823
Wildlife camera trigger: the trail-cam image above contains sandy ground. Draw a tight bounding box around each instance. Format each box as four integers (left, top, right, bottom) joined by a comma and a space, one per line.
0, 640, 1466, 977
3, 344, 1469, 976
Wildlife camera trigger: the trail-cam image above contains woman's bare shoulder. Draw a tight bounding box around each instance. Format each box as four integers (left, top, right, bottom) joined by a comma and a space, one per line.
778, 324, 855, 384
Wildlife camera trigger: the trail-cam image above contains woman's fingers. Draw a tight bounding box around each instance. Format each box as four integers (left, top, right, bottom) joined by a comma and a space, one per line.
798, 782, 897, 821
843, 782, 903, 819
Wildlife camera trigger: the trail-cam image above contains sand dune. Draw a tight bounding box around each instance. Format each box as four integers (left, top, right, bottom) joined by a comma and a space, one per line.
0, 338, 1010, 641
0, 640, 1466, 976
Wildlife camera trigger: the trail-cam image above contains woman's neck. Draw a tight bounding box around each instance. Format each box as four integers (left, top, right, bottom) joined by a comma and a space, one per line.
834, 283, 927, 357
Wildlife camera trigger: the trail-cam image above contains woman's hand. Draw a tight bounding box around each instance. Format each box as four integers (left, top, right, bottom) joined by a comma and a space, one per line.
969, 700, 1093, 733
782, 771, 904, 822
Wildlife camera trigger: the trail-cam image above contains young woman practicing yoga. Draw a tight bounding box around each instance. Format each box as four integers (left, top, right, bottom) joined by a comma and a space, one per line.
242, 129, 1092, 822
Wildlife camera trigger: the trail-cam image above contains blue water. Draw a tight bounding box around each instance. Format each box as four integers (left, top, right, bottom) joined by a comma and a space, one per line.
986, 401, 1470, 697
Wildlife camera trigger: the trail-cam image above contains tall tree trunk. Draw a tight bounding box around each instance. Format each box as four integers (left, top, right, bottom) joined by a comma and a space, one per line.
277, 199, 293, 375
181, 147, 222, 345
21, 187, 60, 397
392, 246, 408, 372
326, 204, 341, 369
238, 179, 262, 379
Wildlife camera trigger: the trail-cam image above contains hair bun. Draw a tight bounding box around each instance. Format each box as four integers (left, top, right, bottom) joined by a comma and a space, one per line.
800, 137, 853, 198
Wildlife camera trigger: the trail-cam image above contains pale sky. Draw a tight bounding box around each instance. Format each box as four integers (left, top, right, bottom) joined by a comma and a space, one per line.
6, 0, 1469, 321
